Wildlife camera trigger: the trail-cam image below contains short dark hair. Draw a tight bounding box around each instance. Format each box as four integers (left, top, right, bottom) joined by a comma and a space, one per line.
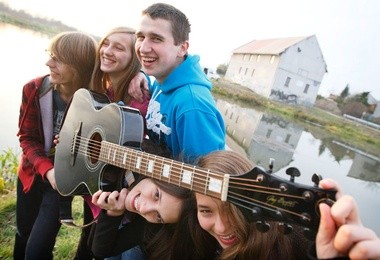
142, 3, 191, 45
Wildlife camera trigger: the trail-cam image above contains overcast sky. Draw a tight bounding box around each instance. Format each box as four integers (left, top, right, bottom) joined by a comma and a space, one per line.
3, 0, 380, 98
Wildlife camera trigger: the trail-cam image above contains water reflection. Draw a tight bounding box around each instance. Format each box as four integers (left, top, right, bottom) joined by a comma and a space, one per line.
333, 140, 380, 182
217, 98, 380, 234
217, 98, 380, 184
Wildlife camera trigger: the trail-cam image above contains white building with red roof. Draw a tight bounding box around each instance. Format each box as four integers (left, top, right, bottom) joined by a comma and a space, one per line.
225, 35, 327, 106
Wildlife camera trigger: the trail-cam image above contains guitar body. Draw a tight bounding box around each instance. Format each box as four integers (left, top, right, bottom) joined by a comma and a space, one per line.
55, 89, 144, 196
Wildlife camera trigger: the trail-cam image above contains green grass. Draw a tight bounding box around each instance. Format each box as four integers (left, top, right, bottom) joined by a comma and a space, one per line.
0, 147, 86, 258
0, 190, 83, 259
0, 192, 16, 258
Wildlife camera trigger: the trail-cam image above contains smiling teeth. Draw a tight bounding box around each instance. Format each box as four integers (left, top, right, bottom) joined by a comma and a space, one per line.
220, 234, 235, 240
134, 195, 140, 211
143, 57, 155, 62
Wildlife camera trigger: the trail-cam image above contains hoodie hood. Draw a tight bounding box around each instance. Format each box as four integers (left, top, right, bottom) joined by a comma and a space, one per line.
158, 54, 212, 93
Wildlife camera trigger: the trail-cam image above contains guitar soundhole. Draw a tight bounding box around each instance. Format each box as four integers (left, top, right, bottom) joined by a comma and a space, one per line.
89, 132, 102, 164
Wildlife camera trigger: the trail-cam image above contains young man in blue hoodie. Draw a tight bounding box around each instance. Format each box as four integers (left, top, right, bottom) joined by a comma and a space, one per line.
134, 3, 226, 163
90, 4, 226, 259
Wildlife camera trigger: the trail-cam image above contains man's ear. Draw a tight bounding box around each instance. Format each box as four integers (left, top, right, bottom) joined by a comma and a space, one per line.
178, 40, 189, 57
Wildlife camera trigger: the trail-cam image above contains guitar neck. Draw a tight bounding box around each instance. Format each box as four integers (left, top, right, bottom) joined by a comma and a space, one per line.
99, 141, 229, 201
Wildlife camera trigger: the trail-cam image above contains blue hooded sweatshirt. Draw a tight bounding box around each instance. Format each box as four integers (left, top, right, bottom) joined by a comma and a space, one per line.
146, 54, 226, 163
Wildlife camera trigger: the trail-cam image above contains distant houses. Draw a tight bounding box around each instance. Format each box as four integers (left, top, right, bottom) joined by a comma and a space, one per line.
225, 35, 327, 106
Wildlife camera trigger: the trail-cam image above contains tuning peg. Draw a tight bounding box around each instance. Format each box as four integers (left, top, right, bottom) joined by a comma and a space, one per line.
278, 223, 293, 235
285, 167, 301, 182
311, 173, 323, 187
256, 221, 270, 233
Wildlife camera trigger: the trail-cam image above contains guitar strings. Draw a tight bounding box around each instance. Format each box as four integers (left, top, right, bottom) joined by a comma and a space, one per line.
70, 135, 315, 221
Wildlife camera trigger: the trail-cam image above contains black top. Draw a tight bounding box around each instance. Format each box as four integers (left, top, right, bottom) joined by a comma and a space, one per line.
90, 210, 149, 258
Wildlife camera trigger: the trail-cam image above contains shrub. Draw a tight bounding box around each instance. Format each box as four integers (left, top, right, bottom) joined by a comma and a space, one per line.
0, 148, 20, 193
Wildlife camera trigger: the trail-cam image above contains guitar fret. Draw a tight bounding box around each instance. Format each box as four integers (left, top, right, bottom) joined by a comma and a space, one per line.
153, 156, 158, 178
142, 152, 149, 177
131, 150, 137, 170
158, 156, 164, 180
190, 167, 194, 190
178, 163, 184, 186
204, 170, 210, 194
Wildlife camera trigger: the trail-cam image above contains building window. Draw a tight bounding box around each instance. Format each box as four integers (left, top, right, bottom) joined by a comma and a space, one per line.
266, 129, 273, 138
270, 55, 275, 64
244, 54, 249, 61
256, 55, 261, 62
229, 112, 234, 120
239, 67, 242, 74
245, 68, 248, 75
235, 115, 239, 123
250, 55, 255, 61
251, 69, 255, 77
285, 134, 291, 143
284, 77, 291, 87
304, 84, 310, 93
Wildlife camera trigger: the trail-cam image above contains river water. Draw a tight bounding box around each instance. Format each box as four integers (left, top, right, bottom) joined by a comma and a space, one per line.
1, 23, 379, 235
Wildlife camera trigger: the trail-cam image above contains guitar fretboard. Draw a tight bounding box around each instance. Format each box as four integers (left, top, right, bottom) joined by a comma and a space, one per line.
99, 141, 229, 200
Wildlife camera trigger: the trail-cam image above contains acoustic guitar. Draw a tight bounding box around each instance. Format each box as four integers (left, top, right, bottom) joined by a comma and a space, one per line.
55, 88, 336, 237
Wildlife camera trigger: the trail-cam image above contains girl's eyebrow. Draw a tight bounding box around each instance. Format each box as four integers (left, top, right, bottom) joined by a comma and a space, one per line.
196, 204, 210, 209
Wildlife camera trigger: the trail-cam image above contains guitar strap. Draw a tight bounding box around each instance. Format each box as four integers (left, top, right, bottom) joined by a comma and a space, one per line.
59, 195, 98, 229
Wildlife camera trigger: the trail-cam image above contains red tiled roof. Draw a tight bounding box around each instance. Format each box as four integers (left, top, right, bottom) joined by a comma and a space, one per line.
233, 36, 310, 55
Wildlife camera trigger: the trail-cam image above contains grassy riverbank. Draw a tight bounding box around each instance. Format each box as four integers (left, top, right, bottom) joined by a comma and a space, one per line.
212, 78, 380, 156
0, 2, 75, 37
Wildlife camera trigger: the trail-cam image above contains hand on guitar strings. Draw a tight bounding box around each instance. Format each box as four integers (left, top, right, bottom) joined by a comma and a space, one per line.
316, 179, 380, 260
92, 188, 129, 217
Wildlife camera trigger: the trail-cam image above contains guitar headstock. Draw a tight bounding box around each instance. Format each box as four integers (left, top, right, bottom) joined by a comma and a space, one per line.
227, 166, 336, 239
